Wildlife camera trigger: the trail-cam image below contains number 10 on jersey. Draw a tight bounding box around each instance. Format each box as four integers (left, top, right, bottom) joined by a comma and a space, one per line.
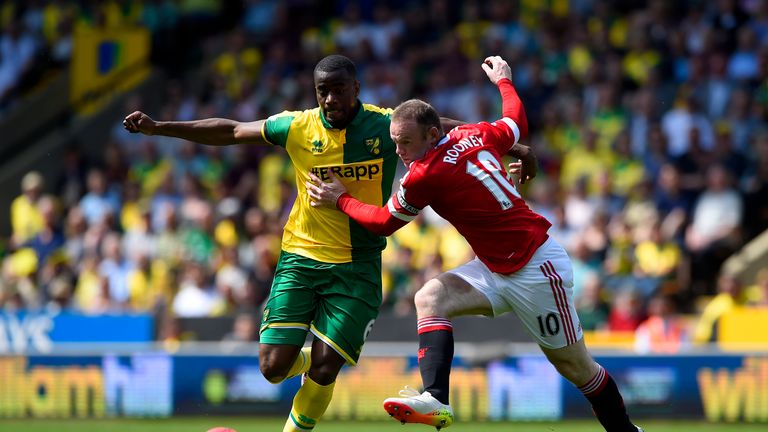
466, 150, 521, 210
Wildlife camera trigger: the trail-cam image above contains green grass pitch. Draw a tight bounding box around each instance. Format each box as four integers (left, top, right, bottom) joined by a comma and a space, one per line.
0, 418, 765, 432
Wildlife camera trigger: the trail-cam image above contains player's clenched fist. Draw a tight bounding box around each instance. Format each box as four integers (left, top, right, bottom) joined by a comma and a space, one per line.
481, 55, 512, 85
123, 111, 156, 135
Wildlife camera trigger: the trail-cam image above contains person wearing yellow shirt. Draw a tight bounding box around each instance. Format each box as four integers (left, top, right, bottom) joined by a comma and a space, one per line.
693, 273, 746, 344
634, 221, 680, 278
745, 269, 768, 307
590, 85, 626, 156
11, 171, 45, 246
622, 32, 660, 85
559, 129, 609, 193
610, 131, 645, 197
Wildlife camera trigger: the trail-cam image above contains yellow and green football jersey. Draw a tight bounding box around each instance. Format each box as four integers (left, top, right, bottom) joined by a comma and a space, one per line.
261, 103, 397, 263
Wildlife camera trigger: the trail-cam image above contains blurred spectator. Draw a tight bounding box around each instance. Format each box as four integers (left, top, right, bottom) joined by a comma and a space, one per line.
98, 233, 133, 308
728, 26, 759, 81
576, 274, 610, 331
610, 130, 645, 197
633, 218, 682, 295
367, 3, 404, 60
623, 178, 659, 230
641, 123, 669, 181
79, 169, 120, 226
653, 164, 692, 241
74, 252, 109, 314
693, 273, 746, 344
563, 176, 598, 231
155, 206, 184, 264
712, 125, 748, 181
724, 87, 758, 153
172, 261, 224, 317
242, 0, 279, 39
702, 52, 733, 119
215, 247, 248, 312
607, 288, 646, 332
686, 164, 743, 295
63, 206, 87, 266
211, 28, 261, 101
622, 26, 660, 86
11, 171, 44, 246
0, 18, 39, 110
547, 204, 577, 253
628, 88, 657, 158
590, 171, 625, 218
560, 129, 607, 194
21, 196, 65, 269
223, 312, 258, 347
127, 253, 170, 313
745, 269, 768, 307
603, 214, 634, 284
157, 313, 183, 352
662, 94, 714, 158
634, 294, 687, 354
181, 202, 216, 263
130, 140, 169, 193
57, 146, 88, 209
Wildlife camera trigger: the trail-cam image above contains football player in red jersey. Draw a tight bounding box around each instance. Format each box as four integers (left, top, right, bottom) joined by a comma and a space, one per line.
306, 56, 642, 432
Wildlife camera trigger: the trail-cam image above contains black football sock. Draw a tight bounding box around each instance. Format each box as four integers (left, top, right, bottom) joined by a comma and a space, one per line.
579, 365, 637, 432
417, 316, 454, 405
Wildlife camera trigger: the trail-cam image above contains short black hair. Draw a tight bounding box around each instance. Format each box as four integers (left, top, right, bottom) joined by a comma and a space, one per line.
314, 54, 357, 78
392, 99, 443, 135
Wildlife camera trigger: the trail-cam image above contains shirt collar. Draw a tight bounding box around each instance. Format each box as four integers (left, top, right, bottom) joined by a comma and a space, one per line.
319, 100, 363, 130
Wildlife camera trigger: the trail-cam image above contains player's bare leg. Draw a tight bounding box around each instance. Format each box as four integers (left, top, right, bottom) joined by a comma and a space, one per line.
383, 274, 492, 429
541, 339, 642, 432
260, 344, 303, 383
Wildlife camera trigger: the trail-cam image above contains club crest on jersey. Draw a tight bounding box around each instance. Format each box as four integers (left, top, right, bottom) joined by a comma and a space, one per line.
311, 140, 327, 154
365, 137, 381, 155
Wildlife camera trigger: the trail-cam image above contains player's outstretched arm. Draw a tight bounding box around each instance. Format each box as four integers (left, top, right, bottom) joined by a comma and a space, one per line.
482, 55, 537, 184
123, 111, 269, 146
481, 55, 529, 141
306, 172, 407, 236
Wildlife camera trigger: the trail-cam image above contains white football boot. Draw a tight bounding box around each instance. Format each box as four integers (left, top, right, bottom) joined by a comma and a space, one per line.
383, 386, 454, 430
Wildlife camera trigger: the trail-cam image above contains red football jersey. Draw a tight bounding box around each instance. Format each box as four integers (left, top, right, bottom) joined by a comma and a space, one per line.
388, 120, 551, 274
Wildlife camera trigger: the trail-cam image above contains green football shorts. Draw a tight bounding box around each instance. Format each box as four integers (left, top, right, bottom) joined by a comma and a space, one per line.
259, 251, 382, 365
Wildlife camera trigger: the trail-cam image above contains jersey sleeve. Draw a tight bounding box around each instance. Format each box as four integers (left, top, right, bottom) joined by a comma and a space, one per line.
337, 194, 407, 236
386, 168, 430, 222
262, 110, 300, 147
482, 78, 528, 154
477, 121, 517, 155
336, 168, 430, 236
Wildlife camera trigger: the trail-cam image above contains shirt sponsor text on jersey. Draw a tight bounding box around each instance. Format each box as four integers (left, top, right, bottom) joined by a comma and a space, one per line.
311, 163, 381, 181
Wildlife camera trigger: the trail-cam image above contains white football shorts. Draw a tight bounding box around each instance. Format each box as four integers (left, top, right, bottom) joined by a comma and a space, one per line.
447, 236, 582, 349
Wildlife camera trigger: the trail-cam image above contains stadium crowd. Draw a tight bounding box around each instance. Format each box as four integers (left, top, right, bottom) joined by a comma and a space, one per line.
2, 0, 768, 350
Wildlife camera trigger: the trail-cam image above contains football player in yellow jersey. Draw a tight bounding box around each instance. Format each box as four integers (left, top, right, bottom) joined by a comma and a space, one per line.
124, 55, 463, 432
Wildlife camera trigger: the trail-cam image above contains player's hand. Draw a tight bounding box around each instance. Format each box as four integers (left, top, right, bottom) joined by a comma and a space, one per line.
123, 111, 157, 135
307, 171, 348, 208
481, 56, 513, 85
508, 154, 537, 185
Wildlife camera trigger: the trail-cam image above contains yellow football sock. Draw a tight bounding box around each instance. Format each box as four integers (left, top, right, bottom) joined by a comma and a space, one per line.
283, 376, 335, 432
285, 346, 311, 380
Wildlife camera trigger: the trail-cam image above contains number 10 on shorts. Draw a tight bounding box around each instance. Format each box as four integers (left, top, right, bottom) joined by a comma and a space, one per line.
537, 313, 560, 337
